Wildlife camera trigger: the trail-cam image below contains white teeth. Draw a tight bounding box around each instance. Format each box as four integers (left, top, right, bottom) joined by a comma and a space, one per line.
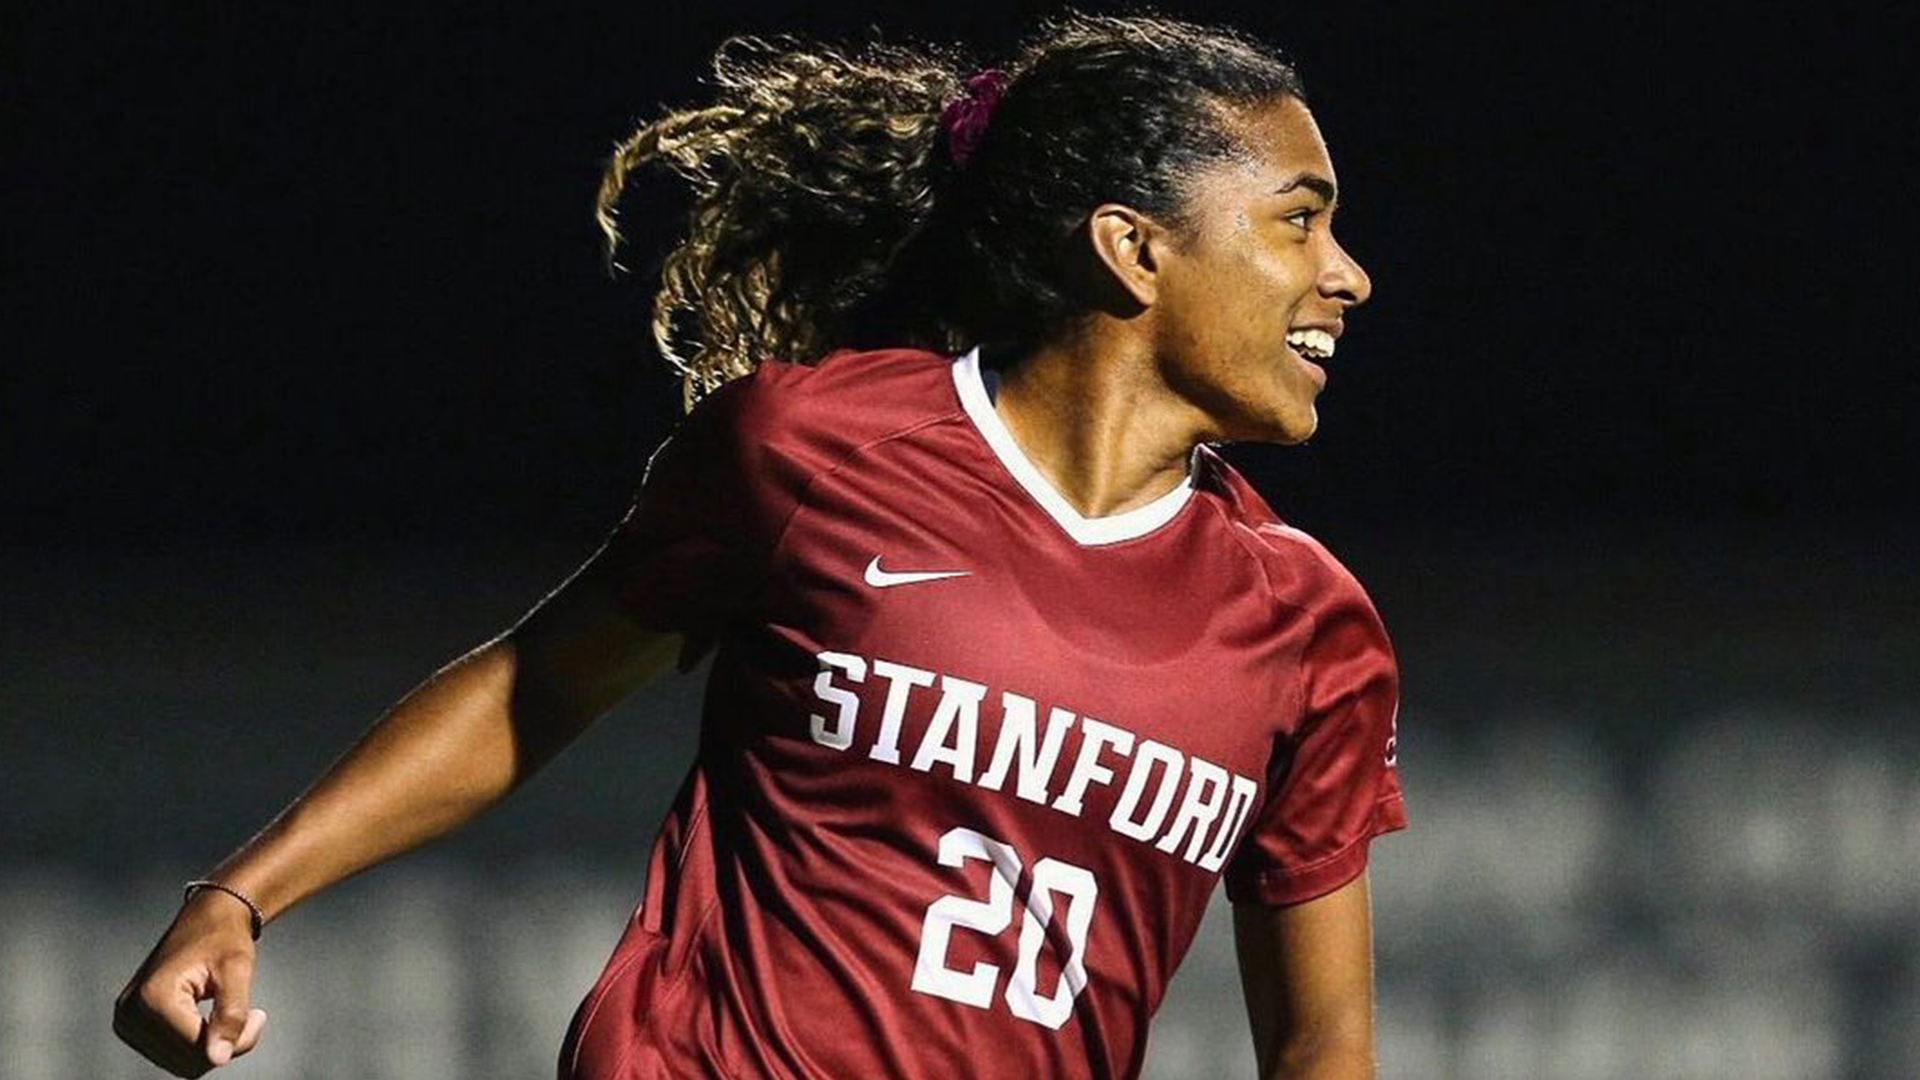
1285, 328, 1336, 359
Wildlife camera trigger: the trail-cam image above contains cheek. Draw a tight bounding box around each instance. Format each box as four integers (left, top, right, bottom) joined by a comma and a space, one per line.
1219, 245, 1312, 328
1198, 255, 1280, 338
1261, 247, 1319, 304
1160, 237, 1300, 362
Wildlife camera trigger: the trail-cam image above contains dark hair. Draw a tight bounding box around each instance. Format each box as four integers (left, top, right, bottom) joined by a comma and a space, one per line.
597, 10, 1305, 409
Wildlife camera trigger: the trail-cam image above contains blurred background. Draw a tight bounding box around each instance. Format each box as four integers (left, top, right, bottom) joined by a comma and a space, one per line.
4, 3, 1915, 1079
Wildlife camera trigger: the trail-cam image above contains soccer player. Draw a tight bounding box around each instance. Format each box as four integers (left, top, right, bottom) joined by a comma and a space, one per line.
113, 12, 1405, 1080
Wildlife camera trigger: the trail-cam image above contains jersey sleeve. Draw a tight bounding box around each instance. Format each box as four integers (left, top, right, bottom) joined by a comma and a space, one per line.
598, 366, 795, 673
1223, 568, 1408, 906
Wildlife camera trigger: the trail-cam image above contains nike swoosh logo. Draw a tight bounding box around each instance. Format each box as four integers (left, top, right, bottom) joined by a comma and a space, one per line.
864, 555, 971, 588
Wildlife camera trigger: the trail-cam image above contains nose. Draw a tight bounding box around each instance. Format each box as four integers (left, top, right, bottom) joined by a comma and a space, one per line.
1319, 236, 1372, 309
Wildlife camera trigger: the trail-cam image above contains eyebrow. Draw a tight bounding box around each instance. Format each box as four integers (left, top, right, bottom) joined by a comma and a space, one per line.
1275, 173, 1338, 204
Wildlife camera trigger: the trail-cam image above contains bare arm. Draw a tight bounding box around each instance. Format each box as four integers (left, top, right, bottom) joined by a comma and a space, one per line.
1233, 870, 1380, 1080
113, 539, 679, 1077
193, 545, 679, 926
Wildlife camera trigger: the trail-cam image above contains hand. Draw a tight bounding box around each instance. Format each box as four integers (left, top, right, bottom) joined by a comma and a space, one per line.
113, 890, 270, 1077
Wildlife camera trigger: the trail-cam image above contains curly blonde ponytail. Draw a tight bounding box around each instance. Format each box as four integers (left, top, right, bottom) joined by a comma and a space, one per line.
596, 34, 965, 410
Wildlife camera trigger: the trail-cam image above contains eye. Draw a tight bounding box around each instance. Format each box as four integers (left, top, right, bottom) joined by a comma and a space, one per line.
1283, 207, 1321, 231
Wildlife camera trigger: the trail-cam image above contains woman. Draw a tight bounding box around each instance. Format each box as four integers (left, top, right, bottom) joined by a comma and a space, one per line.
113, 12, 1403, 1080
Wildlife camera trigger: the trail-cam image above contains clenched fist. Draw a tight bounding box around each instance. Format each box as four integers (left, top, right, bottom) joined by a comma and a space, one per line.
113, 890, 270, 1077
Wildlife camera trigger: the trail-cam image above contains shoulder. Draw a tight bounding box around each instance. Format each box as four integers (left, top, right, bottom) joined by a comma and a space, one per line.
651, 345, 962, 515
1192, 445, 1385, 630
685, 346, 959, 457
708, 345, 958, 430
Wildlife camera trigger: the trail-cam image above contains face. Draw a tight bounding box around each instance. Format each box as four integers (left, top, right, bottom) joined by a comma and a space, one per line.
1147, 95, 1372, 444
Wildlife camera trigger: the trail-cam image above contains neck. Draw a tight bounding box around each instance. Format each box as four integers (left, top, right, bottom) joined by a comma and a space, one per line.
985, 326, 1206, 519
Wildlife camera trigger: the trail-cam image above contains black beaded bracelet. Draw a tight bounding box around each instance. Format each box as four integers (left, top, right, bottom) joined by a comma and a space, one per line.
183, 879, 264, 941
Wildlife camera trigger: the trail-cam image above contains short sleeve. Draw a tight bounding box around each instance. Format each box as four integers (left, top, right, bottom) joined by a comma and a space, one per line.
598, 369, 788, 672
1223, 571, 1409, 906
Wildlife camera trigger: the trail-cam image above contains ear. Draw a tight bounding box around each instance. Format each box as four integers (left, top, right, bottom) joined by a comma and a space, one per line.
1085, 203, 1168, 308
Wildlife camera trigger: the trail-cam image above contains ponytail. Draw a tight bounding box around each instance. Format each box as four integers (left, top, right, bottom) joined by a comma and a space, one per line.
596, 34, 967, 409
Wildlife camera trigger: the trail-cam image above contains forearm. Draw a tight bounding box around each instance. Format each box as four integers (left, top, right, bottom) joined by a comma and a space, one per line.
199, 636, 581, 925
1262, 1022, 1375, 1080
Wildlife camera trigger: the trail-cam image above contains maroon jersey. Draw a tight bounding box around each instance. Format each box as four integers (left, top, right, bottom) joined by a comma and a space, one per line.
559, 345, 1407, 1080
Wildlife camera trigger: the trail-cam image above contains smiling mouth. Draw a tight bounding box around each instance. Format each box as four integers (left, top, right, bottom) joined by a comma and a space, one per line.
1285, 328, 1336, 360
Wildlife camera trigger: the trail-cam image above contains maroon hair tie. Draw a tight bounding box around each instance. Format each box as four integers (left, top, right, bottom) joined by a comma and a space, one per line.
939, 68, 1010, 170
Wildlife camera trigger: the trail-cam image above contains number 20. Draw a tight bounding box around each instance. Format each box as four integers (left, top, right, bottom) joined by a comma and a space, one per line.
909, 825, 1098, 1030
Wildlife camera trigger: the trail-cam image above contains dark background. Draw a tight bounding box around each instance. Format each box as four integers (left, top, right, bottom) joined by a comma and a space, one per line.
9, 3, 1912, 542
5, 4, 1916, 1079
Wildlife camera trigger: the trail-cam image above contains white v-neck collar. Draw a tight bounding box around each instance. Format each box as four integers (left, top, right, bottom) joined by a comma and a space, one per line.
951, 345, 1197, 547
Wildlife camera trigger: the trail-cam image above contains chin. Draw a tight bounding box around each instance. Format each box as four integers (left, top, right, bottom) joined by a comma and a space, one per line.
1267, 399, 1319, 445
1258, 368, 1322, 443
1204, 374, 1318, 444
1274, 405, 1320, 443
1275, 416, 1318, 445
1218, 395, 1317, 446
